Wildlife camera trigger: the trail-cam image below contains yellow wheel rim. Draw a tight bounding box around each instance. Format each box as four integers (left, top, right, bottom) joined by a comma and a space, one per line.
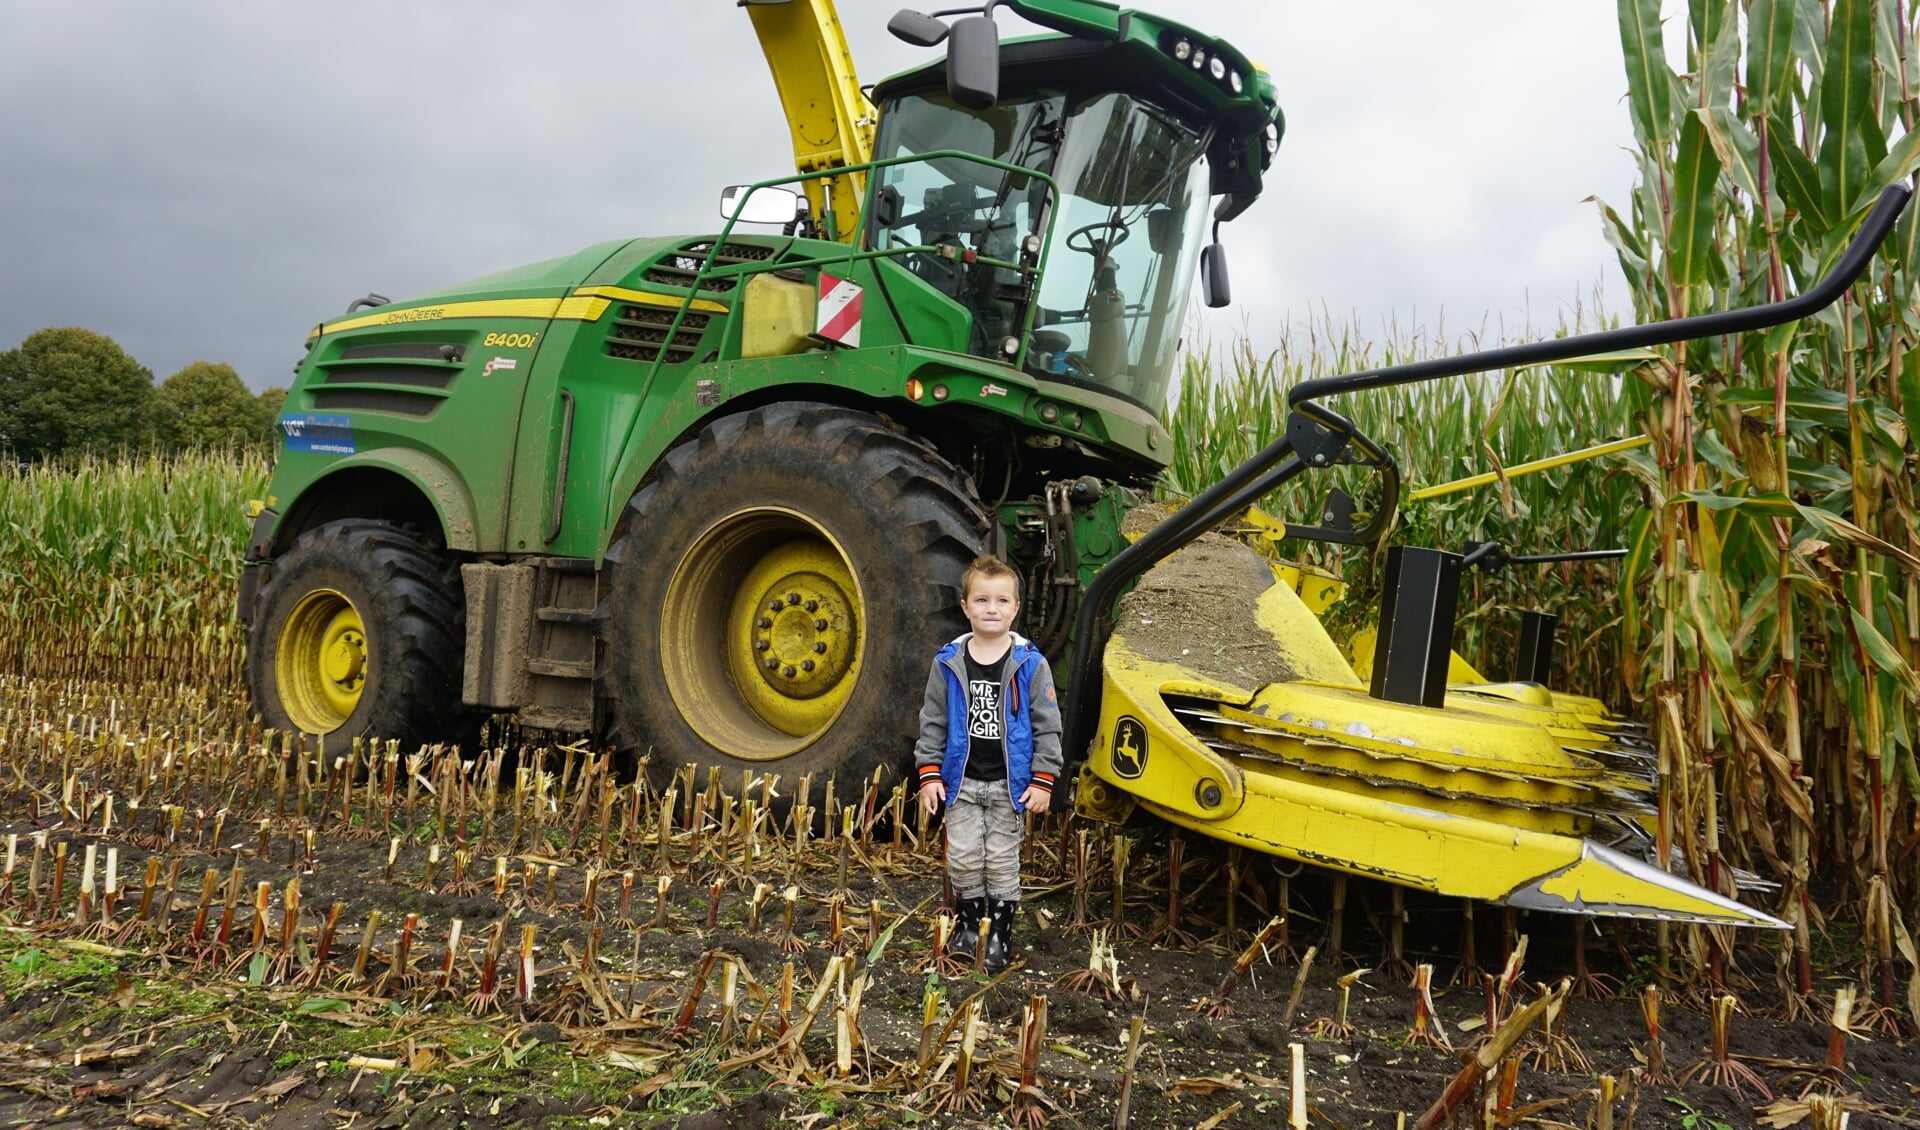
274, 588, 367, 734
661, 508, 864, 760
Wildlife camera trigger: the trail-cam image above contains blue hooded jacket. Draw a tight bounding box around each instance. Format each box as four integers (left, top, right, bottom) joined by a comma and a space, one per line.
912, 632, 1064, 811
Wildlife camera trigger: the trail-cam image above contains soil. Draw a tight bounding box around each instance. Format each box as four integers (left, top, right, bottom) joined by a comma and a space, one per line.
1116, 505, 1300, 690
0, 679, 1914, 1130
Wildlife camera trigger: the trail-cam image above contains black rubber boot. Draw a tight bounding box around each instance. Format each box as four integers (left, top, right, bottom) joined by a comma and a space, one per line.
950, 897, 986, 963
983, 898, 1018, 973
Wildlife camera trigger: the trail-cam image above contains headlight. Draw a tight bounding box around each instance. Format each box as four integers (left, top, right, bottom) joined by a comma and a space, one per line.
1191, 49, 1207, 70
1229, 70, 1244, 94
1172, 38, 1192, 61
1209, 57, 1226, 81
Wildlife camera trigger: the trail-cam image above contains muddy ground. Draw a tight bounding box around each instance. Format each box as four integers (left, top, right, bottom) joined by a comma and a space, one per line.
0, 694, 1911, 1130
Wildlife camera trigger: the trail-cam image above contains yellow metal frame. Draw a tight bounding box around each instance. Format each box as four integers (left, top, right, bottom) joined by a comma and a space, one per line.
1408, 435, 1651, 501
1080, 552, 1784, 928
744, 0, 875, 242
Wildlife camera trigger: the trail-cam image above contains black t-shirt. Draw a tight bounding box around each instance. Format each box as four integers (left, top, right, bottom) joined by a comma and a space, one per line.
962, 649, 1007, 781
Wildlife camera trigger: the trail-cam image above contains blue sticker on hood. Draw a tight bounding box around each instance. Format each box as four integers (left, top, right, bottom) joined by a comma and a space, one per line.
281, 414, 355, 455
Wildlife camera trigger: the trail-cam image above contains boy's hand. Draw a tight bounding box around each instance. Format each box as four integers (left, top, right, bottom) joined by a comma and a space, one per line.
918, 780, 945, 815
1020, 786, 1051, 815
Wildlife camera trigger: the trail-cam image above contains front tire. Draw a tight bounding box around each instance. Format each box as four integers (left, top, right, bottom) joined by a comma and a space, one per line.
597, 403, 986, 797
246, 520, 476, 750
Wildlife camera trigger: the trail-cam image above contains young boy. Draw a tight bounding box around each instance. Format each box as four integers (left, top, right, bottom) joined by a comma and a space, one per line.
914, 555, 1063, 972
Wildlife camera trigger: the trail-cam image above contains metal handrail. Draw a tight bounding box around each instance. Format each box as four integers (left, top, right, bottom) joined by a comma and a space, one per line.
604, 150, 1061, 490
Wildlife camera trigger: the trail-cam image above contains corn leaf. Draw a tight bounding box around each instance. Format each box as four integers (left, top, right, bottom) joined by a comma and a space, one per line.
1671, 112, 1725, 287
1901, 352, 1920, 454
1846, 125, 1920, 223
1745, 0, 1799, 116
1619, 0, 1676, 150
1719, 384, 1850, 430
1701, 107, 1761, 202
1794, 504, 1920, 575
1816, 0, 1878, 219
1766, 112, 1831, 234
1849, 609, 1920, 699
1701, 2, 1741, 112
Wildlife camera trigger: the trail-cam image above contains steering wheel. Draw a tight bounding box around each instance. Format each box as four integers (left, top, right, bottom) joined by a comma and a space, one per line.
1066, 221, 1130, 256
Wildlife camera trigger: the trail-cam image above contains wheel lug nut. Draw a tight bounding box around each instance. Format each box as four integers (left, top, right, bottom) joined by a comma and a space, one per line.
754, 640, 770, 651
757, 616, 772, 629
768, 600, 783, 612
803, 600, 818, 612
764, 657, 779, 670
812, 642, 827, 653
801, 660, 815, 672
814, 619, 828, 631
786, 593, 801, 605
782, 665, 797, 678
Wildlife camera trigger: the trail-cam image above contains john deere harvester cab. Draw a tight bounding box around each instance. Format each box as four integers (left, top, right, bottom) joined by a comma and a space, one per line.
863, 44, 1237, 408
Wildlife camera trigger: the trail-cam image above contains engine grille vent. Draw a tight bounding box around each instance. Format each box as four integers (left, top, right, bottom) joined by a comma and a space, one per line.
311, 389, 440, 417
321, 364, 456, 389
604, 306, 712, 365
643, 240, 776, 293
338, 342, 465, 362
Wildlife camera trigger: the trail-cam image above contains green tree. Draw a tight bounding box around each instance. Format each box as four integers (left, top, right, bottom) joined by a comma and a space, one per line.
0, 327, 156, 460
255, 386, 287, 446
157, 361, 272, 450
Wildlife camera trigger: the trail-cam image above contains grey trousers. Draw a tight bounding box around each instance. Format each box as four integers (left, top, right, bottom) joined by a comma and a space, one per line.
946, 776, 1023, 902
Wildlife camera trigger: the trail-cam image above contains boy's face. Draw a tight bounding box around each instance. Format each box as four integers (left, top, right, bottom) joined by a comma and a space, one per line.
962, 574, 1020, 640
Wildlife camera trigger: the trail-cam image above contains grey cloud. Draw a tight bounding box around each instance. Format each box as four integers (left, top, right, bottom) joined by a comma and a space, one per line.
1, 1, 1638, 391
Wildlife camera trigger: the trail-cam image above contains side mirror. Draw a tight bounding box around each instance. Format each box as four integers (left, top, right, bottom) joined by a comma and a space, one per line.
1200, 243, 1231, 308
946, 15, 999, 109
888, 9, 949, 47
719, 185, 803, 225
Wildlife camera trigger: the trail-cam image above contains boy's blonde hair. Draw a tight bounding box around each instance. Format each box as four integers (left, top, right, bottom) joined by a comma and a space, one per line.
960, 555, 1021, 601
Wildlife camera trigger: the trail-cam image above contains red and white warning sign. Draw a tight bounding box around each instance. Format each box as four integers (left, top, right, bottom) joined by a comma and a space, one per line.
815, 272, 863, 347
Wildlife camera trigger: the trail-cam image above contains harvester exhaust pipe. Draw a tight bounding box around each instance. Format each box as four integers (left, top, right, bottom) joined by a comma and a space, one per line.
1060, 181, 1912, 763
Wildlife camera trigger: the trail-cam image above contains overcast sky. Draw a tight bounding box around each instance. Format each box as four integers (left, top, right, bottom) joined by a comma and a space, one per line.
0, 2, 1649, 392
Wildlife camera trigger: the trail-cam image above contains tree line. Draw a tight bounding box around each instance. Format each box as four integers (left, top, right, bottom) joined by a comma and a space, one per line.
0, 327, 284, 461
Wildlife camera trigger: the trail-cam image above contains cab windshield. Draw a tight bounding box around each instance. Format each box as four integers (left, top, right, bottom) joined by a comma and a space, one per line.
869, 89, 1212, 416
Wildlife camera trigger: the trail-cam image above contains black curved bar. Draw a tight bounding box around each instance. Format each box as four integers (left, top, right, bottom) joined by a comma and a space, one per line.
1288, 184, 1911, 411
1506, 548, 1628, 566
1059, 182, 1911, 767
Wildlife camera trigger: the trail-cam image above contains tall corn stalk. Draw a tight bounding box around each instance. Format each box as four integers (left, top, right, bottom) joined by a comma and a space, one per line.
0, 449, 266, 694
1607, 0, 1920, 1011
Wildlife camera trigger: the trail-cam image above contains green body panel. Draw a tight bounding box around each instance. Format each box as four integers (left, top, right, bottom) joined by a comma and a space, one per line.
272, 232, 1175, 560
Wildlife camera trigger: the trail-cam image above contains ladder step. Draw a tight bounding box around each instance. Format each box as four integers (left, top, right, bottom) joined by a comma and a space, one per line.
518, 706, 591, 732
539, 557, 597, 574
536, 607, 596, 624
527, 658, 595, 679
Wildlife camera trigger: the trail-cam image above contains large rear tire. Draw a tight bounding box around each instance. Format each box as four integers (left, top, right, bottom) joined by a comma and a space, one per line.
597, 403, 986, 798
246, 520, 478, 751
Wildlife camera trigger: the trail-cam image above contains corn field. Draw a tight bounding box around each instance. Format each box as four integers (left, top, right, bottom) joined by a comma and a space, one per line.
0, 449, 267, 690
